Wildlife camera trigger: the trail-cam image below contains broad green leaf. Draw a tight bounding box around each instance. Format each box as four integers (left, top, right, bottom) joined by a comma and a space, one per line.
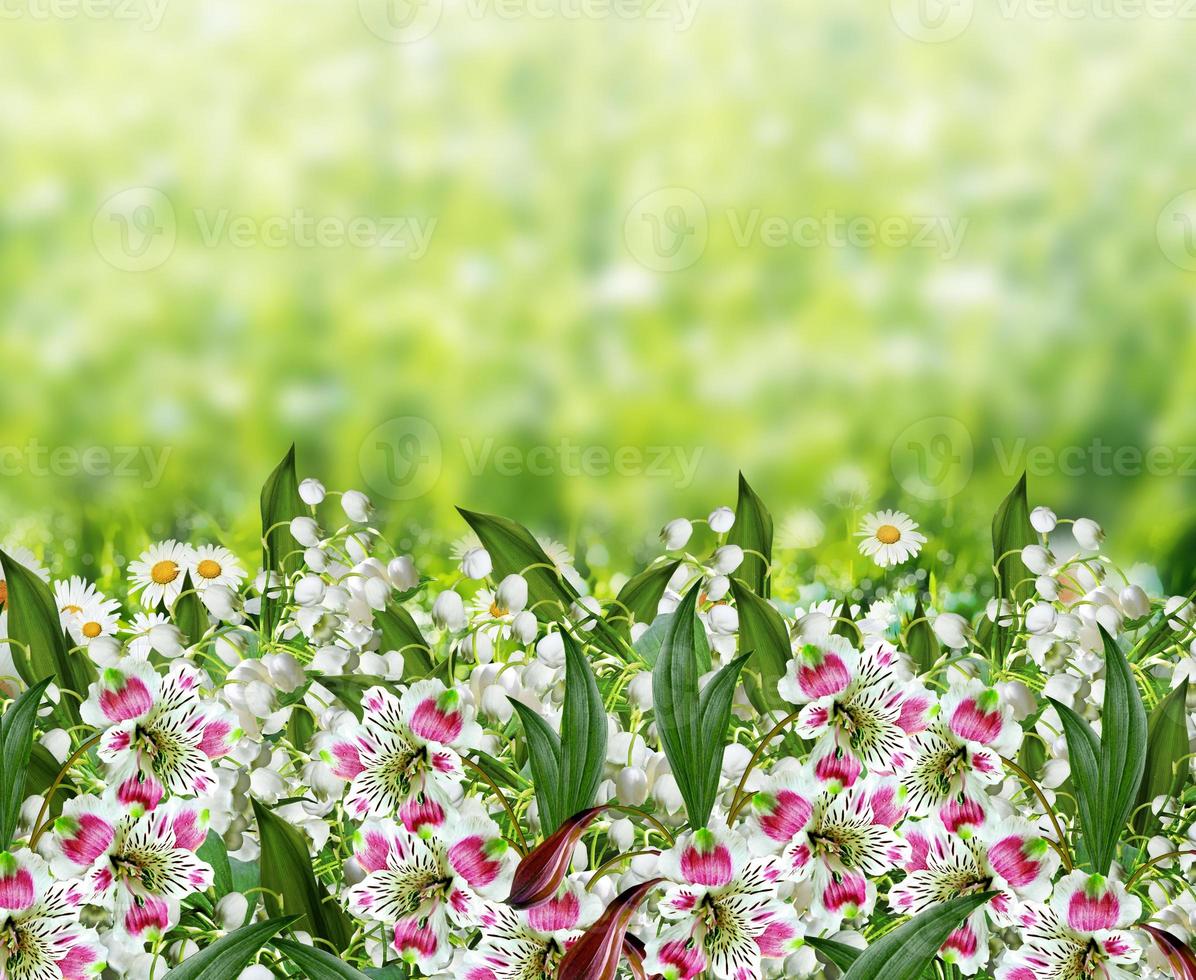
729, 578, 788, 714
610, 560, 680, 635
364, 968, 409, 979
1133, 680, 1191, 838
197, 830, 234, 900
230, 855, 260, 917
843, 892, 997, 980
171, 571, 208, 647
260, 444, 306, 636
1093, 628, 1146, 874
273, 938, 373, 979
653, 584, 748, 829
0, 677, 52, 848
160, 915, 298, 980
1049, 697, 1102, 871
468, 749, 528, 793
0, 551, 90, 728
376, 604, 435, 677
727, 473, 773, 598
989, 473, 1036, 661
288, 706, 316, 752
632, 613, 673, 665
510, 700, 563, 833
804, 936, 864, 971
906, 595, 939, 675
559, 633, 607, 820
25, 742, 72, 821
253, 799, 354, 952
457, 508, 579, 620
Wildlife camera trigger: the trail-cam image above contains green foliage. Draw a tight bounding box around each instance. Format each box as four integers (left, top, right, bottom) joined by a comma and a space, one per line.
0, 677, 52, 848
727, 473, 773, 598
730, 577, 790, 713
160, 916, 298, 980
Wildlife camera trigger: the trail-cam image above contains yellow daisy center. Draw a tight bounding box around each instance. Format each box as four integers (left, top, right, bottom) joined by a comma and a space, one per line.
196, 559, 222, 580
151, 560, 179, 585
82, 621, 102, 639
489, 601, 508, 618
876, 524, 902, 545
62, 603, 83, 615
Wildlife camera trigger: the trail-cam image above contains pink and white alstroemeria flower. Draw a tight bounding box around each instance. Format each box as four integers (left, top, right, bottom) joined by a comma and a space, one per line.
323, 680, 480, 820
649, 828, 794, 980
347, 802, 514, 972
463, 878, 601, 980
902, 681, 1019, 816
781, 639, 920, 787
995, 872, 1143, 980
753, 777, 901, 932
81, 659, 239, 810
0, 851, 106, 980
890, 816, 1059, 974
49, 797, 212, 946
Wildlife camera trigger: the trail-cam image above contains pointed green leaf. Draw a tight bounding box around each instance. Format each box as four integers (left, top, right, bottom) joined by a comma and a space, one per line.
610, 560, 680, 635
253, 799, 354, 952
161, 915, 299, 980
729, 578, 788, 714
376, 605, 435, 677
510, 700, 563, 834
260, 444, 306, 635
1133, 680, 1191, 838
653, 584, 706, 827
727, 473, 773, 598
632, 613, 673, 666
906, 595, 940, 675
171, 571, 208, 648
1049, 697, 1101, 871
989, 473, 1036, 661
843, 892, 997, 980
25, 742, 72, 821
559, 633, 607, 820
0, 551, 90, 728
0, 677, 52, 848
804, 936, 862, 971
695, 654, 751, 827
197, 830, 234, 900
1095, 627, 1146, 874
273, 938, 373, 979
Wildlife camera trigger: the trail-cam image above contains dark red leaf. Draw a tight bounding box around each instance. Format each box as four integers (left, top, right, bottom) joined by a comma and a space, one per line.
1143, 924, 1196, 979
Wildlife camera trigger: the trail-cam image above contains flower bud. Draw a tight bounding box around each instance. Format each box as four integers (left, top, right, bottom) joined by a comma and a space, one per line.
432, 591, 466, 631
461, 547, 493, 580
1072, 518, 1104, 552
388, 555, 419, 591
1120, 585, 1149, 620
496, 574, 529, 613
708, 506, 735, 534
341, 490, 373, 524
660, 519, 693, 551
289, 517, 321, 548
711, 545, 744, 575
1029, 506, 1057, 533
298, 479, 326, 506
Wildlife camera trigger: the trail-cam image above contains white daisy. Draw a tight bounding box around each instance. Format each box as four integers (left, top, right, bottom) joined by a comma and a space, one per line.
856, 510, 926, 568
190, 543, 246, 592
128, 539, 194, 609
124, 611, 171, 659
54, 576, 121, 644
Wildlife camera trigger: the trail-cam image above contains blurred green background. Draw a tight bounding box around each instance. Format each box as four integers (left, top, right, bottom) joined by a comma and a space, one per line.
4, 0, 1196, 585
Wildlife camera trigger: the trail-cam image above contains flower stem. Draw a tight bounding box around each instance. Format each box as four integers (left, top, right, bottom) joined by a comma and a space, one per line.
29, 732, 104, 848
726, 709, 801, 826
461, 755, 528, 855
999, 755, 1073, 871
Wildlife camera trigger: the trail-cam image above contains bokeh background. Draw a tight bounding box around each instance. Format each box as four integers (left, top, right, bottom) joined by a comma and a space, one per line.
4, 0, 1196, 585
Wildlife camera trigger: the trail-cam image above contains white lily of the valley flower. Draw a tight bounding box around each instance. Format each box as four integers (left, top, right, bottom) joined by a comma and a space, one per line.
298, 478, 326, 505
341, 490, 373, 523
1030, 505, 1058, 533
461, 547, 493, 580
432, 590, 467, 631
708, 506, 735, 533
290, 516, 322, 547
661, 518, 693, 551
1072, 517, 1105, 551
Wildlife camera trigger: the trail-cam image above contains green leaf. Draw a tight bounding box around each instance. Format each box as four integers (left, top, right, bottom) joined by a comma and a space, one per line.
25, 742, 72, 821
171, 571, 208, 647
0, 677, 52, 848
456, 508, 579, 620
610, 560, 680, 635
727, 473, 773, 598
632, 613, 673, 666
160, 915, 298, 980
804, 936, 863, 971
273, 938, 373, 979
376, 604, 435, 678
559, 633, 607, 820
831, 601, 861, 646
510, 700, 563, 833
1049, 697, 1102, 872
843, 892, 997, 980
1133, 680, 1191, 838
989, 473, 1036, 661
260, 444, 306, 636
253, 799, 355, 952
653, 584, 749, 829
197, 830, 234, 900
906, 595, 940, 675
0, 551, 90, 729
729, 578, 789, 714
1094, 627, 1146, 874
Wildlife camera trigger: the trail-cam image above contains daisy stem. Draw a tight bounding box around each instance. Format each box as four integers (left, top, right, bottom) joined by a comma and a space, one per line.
1124, 850, 1196, 890
461, 755, 528, 855
29, 731, 104, 848
726, 709, 801, 826
999, 755, 1073, 871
